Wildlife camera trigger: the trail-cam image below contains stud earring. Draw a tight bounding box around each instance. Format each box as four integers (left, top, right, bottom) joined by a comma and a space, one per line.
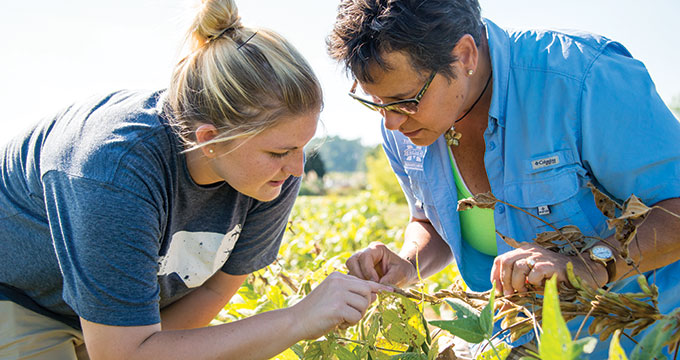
467, 69, 474, 76
209, 149, 214, 154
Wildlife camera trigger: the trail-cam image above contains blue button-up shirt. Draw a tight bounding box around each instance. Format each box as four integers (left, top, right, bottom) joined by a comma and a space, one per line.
382, 19, 680, 356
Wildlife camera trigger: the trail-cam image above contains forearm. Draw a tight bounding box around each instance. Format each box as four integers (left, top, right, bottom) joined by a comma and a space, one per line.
84, 307, 302, 360
160, 272, 247, 330
85, 272, 386, 360
159, 287, 229, 330
399, 218, 453, 282
144, 308, 301, 360
608, 197, 680, 282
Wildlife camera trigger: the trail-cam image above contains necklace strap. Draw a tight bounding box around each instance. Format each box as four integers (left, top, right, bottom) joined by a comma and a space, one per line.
454, 71, 493, 123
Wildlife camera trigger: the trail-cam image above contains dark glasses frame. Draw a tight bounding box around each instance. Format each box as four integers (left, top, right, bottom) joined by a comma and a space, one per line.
348, 71, 437, 115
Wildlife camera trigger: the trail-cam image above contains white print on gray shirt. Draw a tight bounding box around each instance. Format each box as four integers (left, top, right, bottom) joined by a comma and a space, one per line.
157, 224, 242, 288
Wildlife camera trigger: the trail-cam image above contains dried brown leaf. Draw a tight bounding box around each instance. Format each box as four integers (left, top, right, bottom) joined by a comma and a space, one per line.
435, 336, 458, 360
620, 194, 652, 221
497, 231, 525, 249
606, 219, 638, 258
533, 225, 587, 255
587, 183, 622, 219
457, 192, 497, 211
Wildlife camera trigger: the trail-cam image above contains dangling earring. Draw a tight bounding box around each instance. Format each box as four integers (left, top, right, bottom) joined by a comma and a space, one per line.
467, 69, 474, 76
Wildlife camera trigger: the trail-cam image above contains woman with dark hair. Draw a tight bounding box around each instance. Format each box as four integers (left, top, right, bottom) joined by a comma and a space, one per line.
328, 0, 680, 357
0, 1, 388, 359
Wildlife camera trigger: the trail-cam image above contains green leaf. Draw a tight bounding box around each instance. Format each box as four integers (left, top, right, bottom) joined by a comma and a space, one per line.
334, 346, 359, 360
480, 283, 496, 338
267, 285, 287, 309
253, 300, 278, 314
429, 299, 485, 344
477, 341, 512, 359
289, 343, 305, 359
369, 349, 393, 360
389, 352, 427, 360
572, 337, 597, 356
365, 311, 381, 344
427, 340, 440, 360
630, 309, 680, 360
275, 348, 303, 360
538, 275, 574, 360
609, 330, 629, 360
302, 341, 322, 360
378, 292, 427, 347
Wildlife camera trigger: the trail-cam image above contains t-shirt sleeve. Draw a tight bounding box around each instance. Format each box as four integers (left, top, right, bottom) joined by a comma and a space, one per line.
220, 175, 301, 275
381, 123, 427, 220
42, 170, 164, 327
580, 43, 680, 204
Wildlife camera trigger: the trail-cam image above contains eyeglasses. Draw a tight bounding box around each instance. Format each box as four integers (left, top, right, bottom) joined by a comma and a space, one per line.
348, 71, 436, 115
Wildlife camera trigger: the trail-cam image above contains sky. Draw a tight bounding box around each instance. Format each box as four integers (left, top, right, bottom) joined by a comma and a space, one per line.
1, 0, 679, 146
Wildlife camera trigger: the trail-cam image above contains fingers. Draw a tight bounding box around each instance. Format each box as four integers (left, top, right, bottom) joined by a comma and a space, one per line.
342, 291, 372, 324
327, 273, 390, 325
491, 257, 502, 294
379, 258, 415, 287
498, 254, 519, 296
295, 272, 391, 339
346, 242, 385, 282
492, 245, 553, 296
511, 259, 532, 293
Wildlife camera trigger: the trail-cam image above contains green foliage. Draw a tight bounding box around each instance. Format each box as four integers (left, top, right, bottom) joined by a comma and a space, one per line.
430, 285, 494, 345
215, 192, 461, 359
609, 330, 629, 360
308, 136, 369, 173
538, 276, 596, 360
430, 299, 488, 344
378, 292, 428, 347
365, 145, 406, 204
215, 191, 680, 360
630, 309, 680, 360
670, 94, 680, 119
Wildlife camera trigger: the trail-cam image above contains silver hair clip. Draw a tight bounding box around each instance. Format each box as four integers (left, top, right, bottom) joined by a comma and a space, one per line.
236, 31, 257, 50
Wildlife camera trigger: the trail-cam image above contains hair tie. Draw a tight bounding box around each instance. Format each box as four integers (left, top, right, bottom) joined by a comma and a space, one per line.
207, 27, 236, 43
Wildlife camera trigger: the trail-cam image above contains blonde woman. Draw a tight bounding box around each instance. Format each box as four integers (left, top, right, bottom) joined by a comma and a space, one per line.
0, 0, 388, 359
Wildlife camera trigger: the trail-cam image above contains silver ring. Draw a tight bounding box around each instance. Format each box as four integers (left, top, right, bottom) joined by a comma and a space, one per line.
526, 258, 536, 269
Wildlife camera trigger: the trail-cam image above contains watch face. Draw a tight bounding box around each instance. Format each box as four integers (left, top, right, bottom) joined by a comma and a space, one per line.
592, 245, 614, 260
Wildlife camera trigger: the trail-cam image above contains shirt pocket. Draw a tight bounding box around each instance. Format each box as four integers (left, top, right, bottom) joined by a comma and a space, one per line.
503, 151, 596, 236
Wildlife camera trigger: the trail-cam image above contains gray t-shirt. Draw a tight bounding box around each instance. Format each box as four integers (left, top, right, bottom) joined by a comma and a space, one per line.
0, 90, 300, 329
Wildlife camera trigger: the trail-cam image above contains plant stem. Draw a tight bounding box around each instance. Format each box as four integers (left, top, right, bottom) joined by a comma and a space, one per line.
494, 198, 601, 290
653, 205, 680, 221
575, 305, 596, 340
335, 337, 403, 354
486, 337, 503, 360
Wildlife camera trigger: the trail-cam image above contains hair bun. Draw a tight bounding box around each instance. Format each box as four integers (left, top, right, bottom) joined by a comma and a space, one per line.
190, 0, 243, 48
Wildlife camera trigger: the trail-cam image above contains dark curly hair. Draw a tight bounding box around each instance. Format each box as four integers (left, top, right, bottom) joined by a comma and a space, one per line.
327, 0, 483, 82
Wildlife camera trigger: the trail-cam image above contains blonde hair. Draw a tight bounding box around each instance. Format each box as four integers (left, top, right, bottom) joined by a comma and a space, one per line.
166, 0, 322, 150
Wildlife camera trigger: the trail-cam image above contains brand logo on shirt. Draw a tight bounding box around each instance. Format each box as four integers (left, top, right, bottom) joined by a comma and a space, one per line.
531, 156, 559, 170
403, 144, 425, 171
157, 224, 242, 288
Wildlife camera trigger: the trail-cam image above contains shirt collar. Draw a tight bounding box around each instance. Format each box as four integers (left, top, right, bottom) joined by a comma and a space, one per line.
483, 18, 510, 127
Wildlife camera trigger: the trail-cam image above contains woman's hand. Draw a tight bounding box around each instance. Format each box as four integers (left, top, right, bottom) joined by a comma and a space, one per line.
490, 243, 609, 296
346, 241, 417, 287
290, 272, 390, 340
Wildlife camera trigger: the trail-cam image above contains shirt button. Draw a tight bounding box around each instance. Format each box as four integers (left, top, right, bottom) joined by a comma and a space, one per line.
488, 142, 496, 151
497, 204, 505, 214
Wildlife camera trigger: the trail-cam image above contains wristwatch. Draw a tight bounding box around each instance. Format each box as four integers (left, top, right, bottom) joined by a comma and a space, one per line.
587, 244, 617, 284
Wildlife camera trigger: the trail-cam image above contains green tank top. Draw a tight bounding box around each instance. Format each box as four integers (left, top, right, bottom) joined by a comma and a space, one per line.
448, 148, 498, 256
